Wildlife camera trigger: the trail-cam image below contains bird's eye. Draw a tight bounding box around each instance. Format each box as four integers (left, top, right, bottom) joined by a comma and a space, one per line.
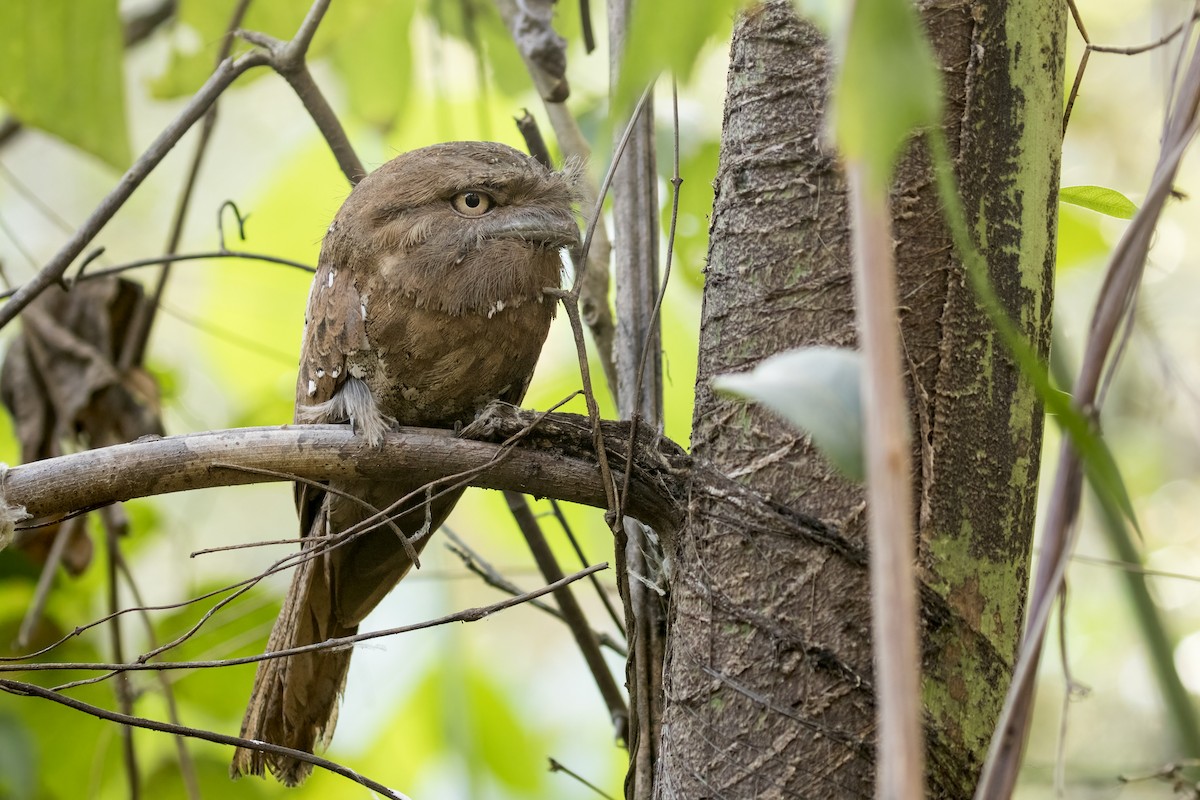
451, 191, 495, 217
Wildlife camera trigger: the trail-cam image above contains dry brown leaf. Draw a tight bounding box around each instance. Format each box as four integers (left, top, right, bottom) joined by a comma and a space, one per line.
0, 277, 163, 575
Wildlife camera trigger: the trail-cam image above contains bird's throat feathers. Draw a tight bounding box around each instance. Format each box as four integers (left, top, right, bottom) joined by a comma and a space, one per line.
373, 241, 563, 317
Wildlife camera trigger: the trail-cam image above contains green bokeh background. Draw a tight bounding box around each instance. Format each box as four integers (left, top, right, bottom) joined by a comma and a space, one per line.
0, 1, 1198, 798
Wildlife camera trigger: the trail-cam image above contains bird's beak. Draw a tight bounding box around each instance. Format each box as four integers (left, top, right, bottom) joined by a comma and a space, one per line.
486, 210, 581, 250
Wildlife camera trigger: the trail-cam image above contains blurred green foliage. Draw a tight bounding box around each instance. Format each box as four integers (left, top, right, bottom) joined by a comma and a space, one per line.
0, 0, 130, 170
0, 0, 709, 797
1, 0, 1198, 798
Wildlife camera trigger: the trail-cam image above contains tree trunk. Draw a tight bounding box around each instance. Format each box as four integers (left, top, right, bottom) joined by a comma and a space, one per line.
657, 1, 1063, 796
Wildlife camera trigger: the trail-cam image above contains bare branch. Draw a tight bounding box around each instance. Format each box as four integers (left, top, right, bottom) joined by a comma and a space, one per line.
549, 499, 625, 636
238, 3, 365, 184
444, 530, 627, 656
0, 50, 270, 330
0, 564, 607, 675
122, 0, 253, 370
0, 250, 314, 301
505, 491, 629, 737
493, 0, 569, 102
2, 417, 686, 536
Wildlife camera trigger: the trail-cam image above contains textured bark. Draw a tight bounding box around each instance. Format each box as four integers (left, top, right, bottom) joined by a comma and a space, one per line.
657, 1, 1063, 797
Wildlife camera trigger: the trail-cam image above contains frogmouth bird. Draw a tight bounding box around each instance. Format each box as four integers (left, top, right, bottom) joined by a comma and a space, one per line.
231, 142, 578, 784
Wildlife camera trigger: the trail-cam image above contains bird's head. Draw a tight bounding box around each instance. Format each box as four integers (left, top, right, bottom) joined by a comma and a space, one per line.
329, 141, 581, 315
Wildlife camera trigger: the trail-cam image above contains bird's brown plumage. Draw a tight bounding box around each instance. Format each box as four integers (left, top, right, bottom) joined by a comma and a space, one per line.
231, 142, 578, 785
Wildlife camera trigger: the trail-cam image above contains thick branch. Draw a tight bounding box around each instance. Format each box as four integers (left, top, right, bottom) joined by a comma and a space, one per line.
2, 412, 684, 536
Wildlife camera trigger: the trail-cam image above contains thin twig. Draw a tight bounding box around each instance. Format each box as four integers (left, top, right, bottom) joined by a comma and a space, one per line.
578, 0, 596, 53
549, 499, 625, 636
104, 517, 141, 800
574, 86, 653, 299
237, 0, 365, 184
0, 49, 270, 329
210, 461, 420, 565
444, 529, 627, 656
190, 536, 328, 557
515, 110, 554, 169
549, 757, 614, 799
122, 0, 253, 370
1068, 552, 1200, 583
0, 679, 411, 800
0, 250, 314, 301
0, 564, 607, 676
1089, 15, 1195, 55
1062, 8, 1198, 133
504, 491, 629, 735
17, 517, 80, 647
105, 506, 201, 800
1053, 587, 1073, 799
1066, 0, 1088, 43
1062, 47, 1090, 135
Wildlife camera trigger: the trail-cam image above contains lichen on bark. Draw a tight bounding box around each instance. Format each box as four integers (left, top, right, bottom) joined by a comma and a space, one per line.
657, 1, 1064, 796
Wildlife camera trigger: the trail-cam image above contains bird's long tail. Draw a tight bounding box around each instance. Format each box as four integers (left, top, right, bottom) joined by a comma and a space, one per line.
231, 477, 460, 785
231, 547, 355, 786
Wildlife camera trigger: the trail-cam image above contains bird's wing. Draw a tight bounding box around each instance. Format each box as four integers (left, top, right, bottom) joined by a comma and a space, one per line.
295, 260, 366, 412
293, 256, 369, 536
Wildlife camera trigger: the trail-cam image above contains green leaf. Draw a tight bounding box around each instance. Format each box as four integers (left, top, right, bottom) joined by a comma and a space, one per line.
833, 0, 942, 189
616, 0, 747, 114
0, 0, 131, 170
1056, 203, 1111, 270
1058, 185, 1138, 219
715, 347, 865, 481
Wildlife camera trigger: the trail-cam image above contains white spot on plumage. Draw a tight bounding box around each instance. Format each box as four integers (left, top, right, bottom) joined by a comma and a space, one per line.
349, 364, 366, 379
360, 295, 368, 321
487, 299, 507, 319
307, 379, 317, 396
315, 368, 325, 379
326, 267, 336, 288
331, 365, 341, 378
